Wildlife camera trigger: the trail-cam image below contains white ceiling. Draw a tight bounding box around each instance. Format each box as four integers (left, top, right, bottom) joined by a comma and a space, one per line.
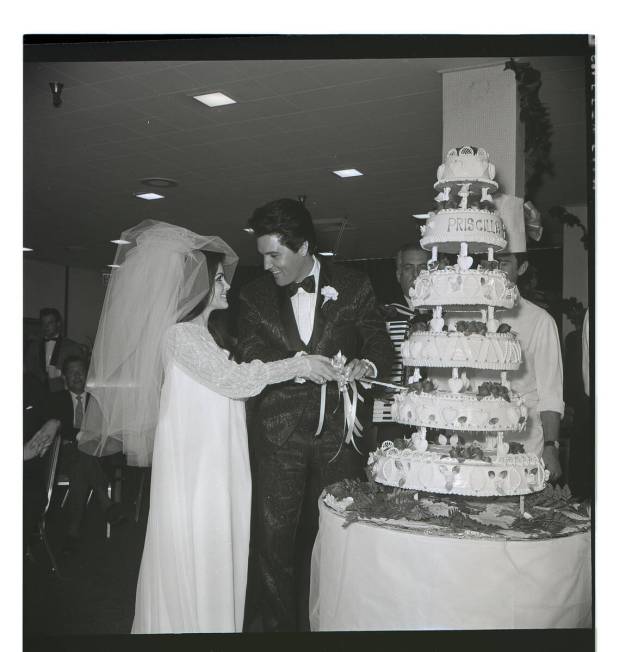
23, 53, 588, 270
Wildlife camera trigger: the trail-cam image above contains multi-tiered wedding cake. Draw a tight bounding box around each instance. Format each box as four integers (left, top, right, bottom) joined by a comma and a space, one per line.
370, 146, 548, 497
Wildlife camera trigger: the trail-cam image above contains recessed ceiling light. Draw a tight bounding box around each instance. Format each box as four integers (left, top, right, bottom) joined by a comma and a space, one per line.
412, 213, 430, 219
23, 247, 33, 252
107, 264, 120, 268
319, 251, 335, 256
111, 239, 131, 245
140, 177, 178, 188
333, 169, 363, 178
193, 92, 237, 108
134, 192, 164, 200
243, 228, 254, 234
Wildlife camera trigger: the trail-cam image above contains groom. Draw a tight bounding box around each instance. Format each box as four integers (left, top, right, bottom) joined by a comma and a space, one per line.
237, 198, 393, 631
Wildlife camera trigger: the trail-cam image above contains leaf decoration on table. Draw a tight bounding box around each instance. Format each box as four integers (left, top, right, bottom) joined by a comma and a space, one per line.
323, 480, 590, 538
446, 509, 502, 536
511, 509, 576, 537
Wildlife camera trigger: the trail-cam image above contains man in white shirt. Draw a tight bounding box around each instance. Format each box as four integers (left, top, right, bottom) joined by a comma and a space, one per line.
494, 199, 564, 482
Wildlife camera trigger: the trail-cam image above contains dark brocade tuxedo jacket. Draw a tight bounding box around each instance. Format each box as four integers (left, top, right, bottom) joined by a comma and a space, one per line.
237, 261, 394, 631
237, 261, 394, 447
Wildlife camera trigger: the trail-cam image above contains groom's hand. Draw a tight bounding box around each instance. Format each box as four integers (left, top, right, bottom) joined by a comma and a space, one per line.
304, 355, 341, 385
343, 358, 375, 382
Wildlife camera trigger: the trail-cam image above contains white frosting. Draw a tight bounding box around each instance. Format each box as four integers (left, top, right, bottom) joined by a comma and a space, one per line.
391, 390, 527, 432
435, 146, 498, 188
370, 441, 546, 496
420, 209, 507, 254
402, 331, 522, 371
371, 145, 542, 498
411, 267, 519, 310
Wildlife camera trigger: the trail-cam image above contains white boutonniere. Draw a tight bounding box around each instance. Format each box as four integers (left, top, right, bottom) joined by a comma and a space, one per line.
320, 285, 338, 307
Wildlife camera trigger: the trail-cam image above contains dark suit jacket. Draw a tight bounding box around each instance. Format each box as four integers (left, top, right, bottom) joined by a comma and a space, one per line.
46, 390, 91, 443
25, 336, 84, 392
237, 261, 394, 448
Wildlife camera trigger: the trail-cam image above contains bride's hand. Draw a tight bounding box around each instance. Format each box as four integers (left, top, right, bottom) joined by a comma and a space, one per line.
302, 355, 341, 384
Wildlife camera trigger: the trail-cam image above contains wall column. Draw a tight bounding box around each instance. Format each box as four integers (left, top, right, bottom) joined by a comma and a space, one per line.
440, 62, 524, 197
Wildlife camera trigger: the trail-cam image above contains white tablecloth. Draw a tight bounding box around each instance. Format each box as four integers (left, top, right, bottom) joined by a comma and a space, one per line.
310, 500, 592, 631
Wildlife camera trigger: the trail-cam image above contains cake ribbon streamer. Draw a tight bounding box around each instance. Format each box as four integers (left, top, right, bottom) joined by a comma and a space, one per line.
314, 351, 367, 462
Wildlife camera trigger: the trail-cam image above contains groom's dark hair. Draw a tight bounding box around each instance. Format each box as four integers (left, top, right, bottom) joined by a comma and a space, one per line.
248, 198, 317, 254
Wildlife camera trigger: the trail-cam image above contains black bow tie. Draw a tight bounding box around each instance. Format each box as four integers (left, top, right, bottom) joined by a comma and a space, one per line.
44, 336, 60, 342
286, 275, 316, 297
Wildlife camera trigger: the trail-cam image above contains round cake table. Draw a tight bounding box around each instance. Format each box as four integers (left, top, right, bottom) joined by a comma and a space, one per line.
309, 498, 592, 631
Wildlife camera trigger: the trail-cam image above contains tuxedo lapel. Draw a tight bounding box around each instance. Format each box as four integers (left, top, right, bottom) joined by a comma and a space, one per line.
277, 285, 306, 352
39, 340, 46, 373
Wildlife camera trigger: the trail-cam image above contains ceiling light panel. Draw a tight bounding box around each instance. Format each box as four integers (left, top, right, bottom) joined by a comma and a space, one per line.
193, 92, 237, 108
333, 169, 363, 178
134, 192, 164, 200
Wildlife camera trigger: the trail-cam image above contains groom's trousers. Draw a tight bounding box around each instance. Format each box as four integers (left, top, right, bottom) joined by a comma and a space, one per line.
245, 406, 365, 632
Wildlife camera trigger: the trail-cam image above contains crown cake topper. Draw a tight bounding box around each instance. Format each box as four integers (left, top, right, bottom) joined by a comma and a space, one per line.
437, 145, 497, 184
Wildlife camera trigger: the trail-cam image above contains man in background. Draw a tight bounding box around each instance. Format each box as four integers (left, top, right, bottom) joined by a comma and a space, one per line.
25, 308, 83, 393
46, 356, 125, 553
374, 243, 431, 443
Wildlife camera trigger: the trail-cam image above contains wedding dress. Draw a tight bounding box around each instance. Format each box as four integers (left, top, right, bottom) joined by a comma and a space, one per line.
132, 322, 308, 633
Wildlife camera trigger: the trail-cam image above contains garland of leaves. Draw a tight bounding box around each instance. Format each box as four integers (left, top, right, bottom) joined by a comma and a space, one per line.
326, 479, 590, 539
549, 205, 590, 250
504, 58, 554, 202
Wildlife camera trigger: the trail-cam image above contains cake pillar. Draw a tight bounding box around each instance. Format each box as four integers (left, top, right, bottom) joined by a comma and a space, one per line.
440, 63, 525, 198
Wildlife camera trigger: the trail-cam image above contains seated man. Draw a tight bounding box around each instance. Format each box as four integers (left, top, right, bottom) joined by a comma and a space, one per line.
46, 356, 125, 553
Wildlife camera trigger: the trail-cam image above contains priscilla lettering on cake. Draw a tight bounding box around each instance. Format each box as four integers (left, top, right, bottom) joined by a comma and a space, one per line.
446, 216, 506, 236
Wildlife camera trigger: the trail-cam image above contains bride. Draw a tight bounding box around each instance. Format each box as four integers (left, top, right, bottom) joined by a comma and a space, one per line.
78, 220, 338, 633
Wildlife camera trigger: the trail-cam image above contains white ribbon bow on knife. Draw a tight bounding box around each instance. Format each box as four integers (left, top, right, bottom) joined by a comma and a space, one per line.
314, 351, 361, 462
316, 351, 406, 463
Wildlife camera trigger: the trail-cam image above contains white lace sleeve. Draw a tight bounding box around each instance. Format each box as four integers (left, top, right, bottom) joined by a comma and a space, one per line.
164, 323, 311, 399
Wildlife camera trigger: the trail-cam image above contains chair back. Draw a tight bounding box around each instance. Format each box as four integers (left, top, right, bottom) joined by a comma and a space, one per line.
42, 435, 62, 517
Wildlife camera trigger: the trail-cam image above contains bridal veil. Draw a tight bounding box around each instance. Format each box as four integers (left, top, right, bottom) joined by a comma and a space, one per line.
78, 219, 238, 466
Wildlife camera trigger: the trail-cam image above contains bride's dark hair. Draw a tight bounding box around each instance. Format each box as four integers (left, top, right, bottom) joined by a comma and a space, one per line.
178, 250, 236, 356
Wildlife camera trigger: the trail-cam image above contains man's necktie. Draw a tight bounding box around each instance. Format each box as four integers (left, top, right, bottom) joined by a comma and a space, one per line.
74, 394, 83, 429
286, 275, 316, 297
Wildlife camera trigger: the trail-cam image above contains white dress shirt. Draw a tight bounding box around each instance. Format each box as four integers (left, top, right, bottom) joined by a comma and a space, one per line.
291, 256, 377, 378
466, 298, 564, 457
291, 257, 321, 345
44, 339, 56, 367
70, 391, 86, 428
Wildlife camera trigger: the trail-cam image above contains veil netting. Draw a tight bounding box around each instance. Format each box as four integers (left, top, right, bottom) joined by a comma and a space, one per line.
77, 219, 238, 467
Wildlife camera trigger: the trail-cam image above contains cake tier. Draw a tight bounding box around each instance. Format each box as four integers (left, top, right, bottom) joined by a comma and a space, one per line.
369, 442, 547, 497
402, 331, 522, 370
434, 146, 498, 189
411, 268, 519, 310
391, 390, 527, 432
433, 178, 498, 192
420, 209, 506, 254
